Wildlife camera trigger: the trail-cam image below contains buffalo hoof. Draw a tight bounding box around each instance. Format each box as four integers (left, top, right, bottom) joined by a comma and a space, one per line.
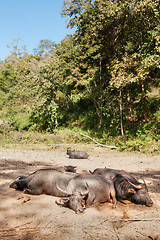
75, 209, 85, 214
146, 202, 153, 207
112, 204, 118, 208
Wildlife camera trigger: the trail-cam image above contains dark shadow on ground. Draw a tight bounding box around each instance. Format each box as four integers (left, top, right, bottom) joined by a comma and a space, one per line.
129, 170, 160, 193
0, 158, 56, 180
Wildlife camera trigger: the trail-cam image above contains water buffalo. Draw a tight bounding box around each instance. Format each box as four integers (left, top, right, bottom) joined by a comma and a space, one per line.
12, 165, 77, 188
67, 150, 89, 159
10, 169, 77, 196
57, 175, 117, 209
91, 168, 153, 207
90, 168, 125, 180
10, 169, 87, 213
54, 165, 77, 173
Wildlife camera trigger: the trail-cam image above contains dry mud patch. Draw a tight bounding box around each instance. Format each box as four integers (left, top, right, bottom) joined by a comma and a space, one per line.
0, 146, 160, 240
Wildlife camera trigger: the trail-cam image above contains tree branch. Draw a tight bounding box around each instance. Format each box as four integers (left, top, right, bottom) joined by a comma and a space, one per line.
79, 133, 118, 149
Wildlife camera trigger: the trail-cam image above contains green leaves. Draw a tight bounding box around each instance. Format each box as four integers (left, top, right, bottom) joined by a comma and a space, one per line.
0, 0, 159, 145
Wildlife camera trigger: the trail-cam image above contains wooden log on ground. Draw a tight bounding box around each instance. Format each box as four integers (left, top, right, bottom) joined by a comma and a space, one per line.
79, 133, 118, 149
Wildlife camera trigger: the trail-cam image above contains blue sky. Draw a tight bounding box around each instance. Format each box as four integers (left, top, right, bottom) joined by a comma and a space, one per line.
0, 0, 75, 60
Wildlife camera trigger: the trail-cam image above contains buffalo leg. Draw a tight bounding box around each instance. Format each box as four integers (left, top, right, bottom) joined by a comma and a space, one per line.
23, 188, 43, 195
110, 189, 117, 208
85, 191, 95, 208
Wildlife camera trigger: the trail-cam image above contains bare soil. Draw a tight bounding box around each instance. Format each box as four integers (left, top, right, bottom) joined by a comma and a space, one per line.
0, 145, 160, 240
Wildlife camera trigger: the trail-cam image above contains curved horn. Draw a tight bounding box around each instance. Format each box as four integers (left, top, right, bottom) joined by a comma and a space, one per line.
142, 178, 147, 185
126, 179, 142, 190
56, 183, 72, 196
135, 178, 148, 189
142, 178, 148, 190
81, 182, 89, 196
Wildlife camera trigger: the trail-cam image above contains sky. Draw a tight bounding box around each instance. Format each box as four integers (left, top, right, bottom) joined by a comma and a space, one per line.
0, 0, 75, 60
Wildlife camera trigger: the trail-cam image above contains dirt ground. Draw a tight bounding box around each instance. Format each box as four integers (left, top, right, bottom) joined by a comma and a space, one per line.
0, 145, 160, 240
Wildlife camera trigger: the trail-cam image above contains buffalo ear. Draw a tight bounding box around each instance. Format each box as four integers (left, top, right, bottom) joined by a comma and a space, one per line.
81, 200, 85, 207
55, 199, 69, 208
60, 198, 69, 203
128, 188, 136, 194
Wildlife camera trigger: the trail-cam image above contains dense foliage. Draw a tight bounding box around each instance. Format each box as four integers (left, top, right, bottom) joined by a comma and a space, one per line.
0, 0, 160, 151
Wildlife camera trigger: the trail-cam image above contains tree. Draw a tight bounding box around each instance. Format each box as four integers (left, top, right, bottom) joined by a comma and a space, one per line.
7, 38, 28, 58
33, 39, 56, 58
62, 0, 160, 134
30, 52, 60, 131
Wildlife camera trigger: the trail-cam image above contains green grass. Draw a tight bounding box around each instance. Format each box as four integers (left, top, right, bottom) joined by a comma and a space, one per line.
0, 126, 159, 153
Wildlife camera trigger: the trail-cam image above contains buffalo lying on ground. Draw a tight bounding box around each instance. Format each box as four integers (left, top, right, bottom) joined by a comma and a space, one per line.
90, 168, 125, 180
10, 165, 77, 191
57, 175, 117, 209
10, 169, 84, 213
91, 168, 153, 207
10, 169, 77, 196
67, 150, 89, 159
55, 165, 77, 173
113, 173, 153, 207
10, 168, 116, 213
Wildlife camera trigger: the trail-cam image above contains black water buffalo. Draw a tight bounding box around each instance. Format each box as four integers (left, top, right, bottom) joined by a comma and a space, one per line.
67, 150, 89, 159
57, 175, 117, 209
91, 168, 153, 207
90, 168, 125, 180
10, 169, 86, 213
55, 165, 77, 173
10, 165, 77, 191
10, 169, 77, 195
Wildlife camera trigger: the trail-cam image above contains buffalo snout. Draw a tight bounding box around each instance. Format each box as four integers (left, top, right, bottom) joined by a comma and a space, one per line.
145, 198, 153, 207
131, 189, 153, 207
68, 191, 86, 214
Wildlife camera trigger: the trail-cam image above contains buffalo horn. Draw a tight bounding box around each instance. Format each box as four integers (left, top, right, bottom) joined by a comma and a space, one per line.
56, 183, 72, 196
126, 179, 142, 190
142, 178, 148, 190
56, 182, 89, 196
81, 182, 89, 196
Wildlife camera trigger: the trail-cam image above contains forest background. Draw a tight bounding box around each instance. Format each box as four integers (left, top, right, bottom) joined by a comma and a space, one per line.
0, 0, 160, 152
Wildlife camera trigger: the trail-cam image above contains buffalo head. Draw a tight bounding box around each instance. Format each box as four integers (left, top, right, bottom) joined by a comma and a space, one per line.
114, 174, 153, 207
127, 179, 153, 207
56, 183, 89, 213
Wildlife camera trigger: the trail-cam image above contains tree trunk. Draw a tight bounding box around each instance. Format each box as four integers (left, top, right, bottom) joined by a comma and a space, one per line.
120, 89, 124, 136
141, 80, 147, 122
93, 100, 103, 128
99, 56, 103, 128
127, 88, 132, 125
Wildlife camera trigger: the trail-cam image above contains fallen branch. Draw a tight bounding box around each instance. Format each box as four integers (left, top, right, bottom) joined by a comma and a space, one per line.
113, 218, 160, 222
136, 230, 154, 240
100, 218, 160, 224
79, 133, 118, 149
0, 226, 51, 233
